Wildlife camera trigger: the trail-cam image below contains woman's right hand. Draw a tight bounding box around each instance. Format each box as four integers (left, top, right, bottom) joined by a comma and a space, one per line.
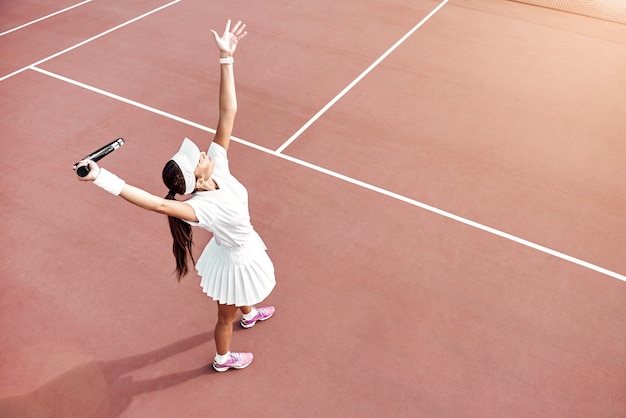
75, 160, 101, 181
210, 19, 247, 56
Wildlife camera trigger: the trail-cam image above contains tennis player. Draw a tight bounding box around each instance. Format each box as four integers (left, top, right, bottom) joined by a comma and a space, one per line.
77, 20, 275, 372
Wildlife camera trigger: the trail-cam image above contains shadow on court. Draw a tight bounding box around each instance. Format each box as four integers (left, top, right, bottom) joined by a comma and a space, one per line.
0, 331, 215, 418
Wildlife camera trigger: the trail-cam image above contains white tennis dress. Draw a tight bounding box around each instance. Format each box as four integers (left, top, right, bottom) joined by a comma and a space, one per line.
185, 142, 275, 306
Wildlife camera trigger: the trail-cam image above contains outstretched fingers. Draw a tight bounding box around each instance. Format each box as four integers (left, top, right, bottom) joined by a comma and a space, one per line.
211, 19, 247, 53
231, 20, 246, 38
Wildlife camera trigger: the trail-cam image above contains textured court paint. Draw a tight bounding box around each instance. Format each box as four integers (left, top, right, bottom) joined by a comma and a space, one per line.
509, 0, 626, 24
31, 66, 217, 135
286, 0, 626, 279
29, 65, 626, 284
0, 0, 93, 37
0, 0, 181, 82
3, 1, 626, 417
275, 0, 449, 154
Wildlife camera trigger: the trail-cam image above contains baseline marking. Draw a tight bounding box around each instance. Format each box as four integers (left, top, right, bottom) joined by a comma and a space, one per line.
0, 0, 93, 37
0, 0, 181, 82
28, 66, 626, 284
275, 0, 449, 154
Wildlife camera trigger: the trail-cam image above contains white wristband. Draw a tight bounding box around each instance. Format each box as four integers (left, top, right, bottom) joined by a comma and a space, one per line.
219, 57, 234, 65
94, 168, 125, 196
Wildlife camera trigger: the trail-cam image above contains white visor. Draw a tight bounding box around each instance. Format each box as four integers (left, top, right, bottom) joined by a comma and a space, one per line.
171, 138, 200, 194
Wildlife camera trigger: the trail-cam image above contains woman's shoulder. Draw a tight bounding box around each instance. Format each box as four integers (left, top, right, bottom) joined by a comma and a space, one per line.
209, 141, 230, 174
209, 141, 227, 158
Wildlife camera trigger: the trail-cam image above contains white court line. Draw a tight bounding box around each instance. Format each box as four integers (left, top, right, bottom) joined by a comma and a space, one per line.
275, 0, 449, 154
29, 66, 626, 284
277, 154, 626, 284
0, 0, 181, 82
0, 0, 93, 37
31, 66, 215, 134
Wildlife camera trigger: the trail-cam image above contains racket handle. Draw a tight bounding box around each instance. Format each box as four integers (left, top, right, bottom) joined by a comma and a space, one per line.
77, 165, 90, 177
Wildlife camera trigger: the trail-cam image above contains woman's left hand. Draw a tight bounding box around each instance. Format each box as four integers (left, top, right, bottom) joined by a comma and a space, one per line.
211, 19, 247, 56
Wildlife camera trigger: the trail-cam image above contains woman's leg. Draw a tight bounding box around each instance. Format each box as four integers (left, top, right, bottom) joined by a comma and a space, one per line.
214, 303, 238, 355
240, 305, 275, 328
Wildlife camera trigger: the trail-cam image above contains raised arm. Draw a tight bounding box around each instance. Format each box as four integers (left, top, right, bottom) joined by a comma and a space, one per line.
210, 20, 247, 152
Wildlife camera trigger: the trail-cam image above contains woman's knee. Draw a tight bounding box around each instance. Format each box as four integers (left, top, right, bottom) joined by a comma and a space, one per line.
216, 303, 237, 324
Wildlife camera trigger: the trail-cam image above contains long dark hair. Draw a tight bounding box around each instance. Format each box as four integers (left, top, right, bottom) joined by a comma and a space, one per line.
162, 160, 195, 282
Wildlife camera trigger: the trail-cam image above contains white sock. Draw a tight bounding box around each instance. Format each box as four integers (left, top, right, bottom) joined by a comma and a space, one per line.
215, 351, 230, 363
242, 307, 257, 320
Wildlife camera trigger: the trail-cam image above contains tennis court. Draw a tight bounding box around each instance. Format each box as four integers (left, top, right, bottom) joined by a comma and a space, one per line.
1, 0, 625, 416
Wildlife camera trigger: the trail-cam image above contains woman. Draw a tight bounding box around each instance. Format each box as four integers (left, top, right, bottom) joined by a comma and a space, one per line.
77, 20, 275, 373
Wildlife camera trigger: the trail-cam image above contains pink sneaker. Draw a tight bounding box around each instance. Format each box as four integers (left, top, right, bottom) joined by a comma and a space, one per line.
213, 352, 254, 372
240, 306, 275, 329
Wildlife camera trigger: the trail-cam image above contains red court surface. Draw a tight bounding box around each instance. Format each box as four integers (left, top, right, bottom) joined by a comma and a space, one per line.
1, 0, 626, 416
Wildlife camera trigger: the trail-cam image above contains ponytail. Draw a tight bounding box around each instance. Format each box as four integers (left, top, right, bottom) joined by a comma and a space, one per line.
165, 192, 195, 281
163, 160, 195, 282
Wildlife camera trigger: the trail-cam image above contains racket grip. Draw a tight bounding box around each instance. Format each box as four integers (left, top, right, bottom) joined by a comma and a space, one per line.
77, 165, 90, 177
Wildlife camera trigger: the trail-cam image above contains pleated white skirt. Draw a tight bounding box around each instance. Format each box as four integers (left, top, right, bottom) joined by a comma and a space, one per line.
195, 230, 275, 306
